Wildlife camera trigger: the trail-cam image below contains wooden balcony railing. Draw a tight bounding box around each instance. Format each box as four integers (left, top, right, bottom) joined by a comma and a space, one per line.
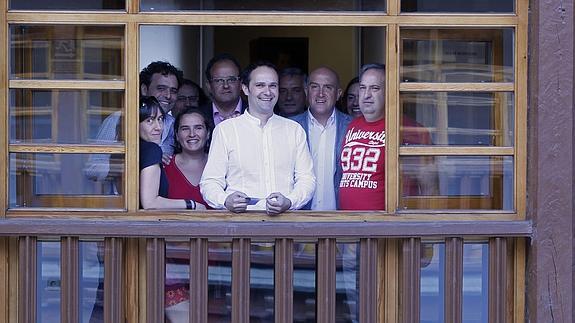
0, 217, 531, 323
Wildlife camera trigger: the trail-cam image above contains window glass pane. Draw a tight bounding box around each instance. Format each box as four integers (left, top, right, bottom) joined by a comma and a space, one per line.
9, 153, 124, 209
399, 156, 514, 210
420, 243, 445, 323
141, 0, 385, 12
401, 0, 513, 13
165, 241, 190, 322
10, 0, 124, 10
10, 89, 124, 145
463, 243, 488, 323
10, 25, 124, 80
251, 242, 274, 322
80, 241, 105, 323
37, 241, 61, 323
401, 92, 514, 146
208, 242, 232, 322
337, 242, 359, 322
401, 29, 514, 82
293, 242, 316, 322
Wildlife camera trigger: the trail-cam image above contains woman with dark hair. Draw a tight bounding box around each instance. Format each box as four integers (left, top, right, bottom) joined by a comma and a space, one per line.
163, 107, 213, 322
344, 77, 362, 118
139, 96, 206, 210
164, 107, 213, 208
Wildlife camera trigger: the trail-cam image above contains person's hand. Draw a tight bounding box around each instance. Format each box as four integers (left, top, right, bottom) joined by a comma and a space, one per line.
162, 154, 172, 165
266, 192, 292, 215
224, 191, 248, 213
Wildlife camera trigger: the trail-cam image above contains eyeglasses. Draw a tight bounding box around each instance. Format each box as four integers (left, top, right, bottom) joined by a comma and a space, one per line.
177, 95, 199, 103
211, 76, 240, 87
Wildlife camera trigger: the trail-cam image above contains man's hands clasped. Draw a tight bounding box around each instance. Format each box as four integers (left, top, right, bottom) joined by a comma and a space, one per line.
224, 191, 291, 215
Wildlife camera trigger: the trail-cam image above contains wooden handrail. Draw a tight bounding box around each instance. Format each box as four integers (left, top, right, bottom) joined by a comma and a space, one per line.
0, 218, 532, 238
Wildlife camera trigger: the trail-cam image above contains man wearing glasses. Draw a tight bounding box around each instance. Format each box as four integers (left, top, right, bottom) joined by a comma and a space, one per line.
203, 53, 247, 126
172, 78, 203, 117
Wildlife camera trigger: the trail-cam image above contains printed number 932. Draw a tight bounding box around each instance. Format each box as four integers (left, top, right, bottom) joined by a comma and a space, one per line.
341, 147, 381, 172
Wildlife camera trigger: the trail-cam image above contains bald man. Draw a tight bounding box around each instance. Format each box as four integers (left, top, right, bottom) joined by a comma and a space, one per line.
290, 66, 352, 210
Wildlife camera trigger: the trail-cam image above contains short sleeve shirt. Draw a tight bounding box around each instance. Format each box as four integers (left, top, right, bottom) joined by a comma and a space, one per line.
139, 139, 169, 198
338, 117, 386, 210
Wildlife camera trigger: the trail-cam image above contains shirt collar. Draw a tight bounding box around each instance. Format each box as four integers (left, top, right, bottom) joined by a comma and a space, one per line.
307, 108, 336, 127
244, 110, 277, 127
212, 99, 243, 120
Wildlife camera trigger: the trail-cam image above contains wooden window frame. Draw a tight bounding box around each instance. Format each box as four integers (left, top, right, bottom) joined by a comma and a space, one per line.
0, 1, 528, 321
0, 0, 527, 220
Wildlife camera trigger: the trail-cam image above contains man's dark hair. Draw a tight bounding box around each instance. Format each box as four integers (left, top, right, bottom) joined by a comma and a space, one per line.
204, 53, 242, 81
240, 61, 278, 87
279, 67, 308, 87
344, 76, 360, 96
139, 96, 165, 123
139, 61, 184, 90
359, 63, 386, 81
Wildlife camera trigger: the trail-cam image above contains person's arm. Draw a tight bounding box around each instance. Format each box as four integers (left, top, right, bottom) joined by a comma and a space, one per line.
285, 127, 316, 210
199, 126, 230, 209
85, 112, 119, 181
161, 122, 175, 157
139, 164, 206, 210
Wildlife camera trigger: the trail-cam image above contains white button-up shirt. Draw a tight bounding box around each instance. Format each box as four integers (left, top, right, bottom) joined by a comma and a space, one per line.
200, 111, 316, 210
308, 110, 337, 210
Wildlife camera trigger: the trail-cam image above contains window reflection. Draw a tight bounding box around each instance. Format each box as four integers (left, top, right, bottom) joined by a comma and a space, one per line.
10, 153, 124, 209
401, 0, 513, 13
165, 241, 191, 323
10, 89, 124, 145
400, 156, 514, 210
420, 243, 445, 323
141, 0, 385, 12
463, 243, 488, 323
37, 241, 61, 323
401, 92, 514, 146
251, 242, 274, 322
337, 242, 359, 323
10, 25, 124, 80
208, 242, 232, 322
80, 241, 105, 323
401, 29, 514, 83
293, 242, 316, 322
10, 0, 124, 10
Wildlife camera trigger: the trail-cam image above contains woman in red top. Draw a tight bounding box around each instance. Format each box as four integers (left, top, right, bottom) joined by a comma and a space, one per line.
165, 107, 213, 208
164, 107, 213, 322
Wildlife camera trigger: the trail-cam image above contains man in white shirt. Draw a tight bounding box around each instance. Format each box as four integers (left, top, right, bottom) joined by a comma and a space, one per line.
290, 67, 352, 210
200, 62, 315, 214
